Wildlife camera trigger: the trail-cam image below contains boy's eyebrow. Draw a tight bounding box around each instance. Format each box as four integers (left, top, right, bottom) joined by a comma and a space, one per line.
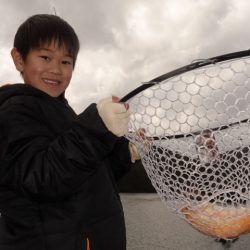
38, 47, 73, 58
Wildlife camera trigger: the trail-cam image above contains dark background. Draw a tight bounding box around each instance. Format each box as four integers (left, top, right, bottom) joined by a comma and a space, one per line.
117, 161, 155, 193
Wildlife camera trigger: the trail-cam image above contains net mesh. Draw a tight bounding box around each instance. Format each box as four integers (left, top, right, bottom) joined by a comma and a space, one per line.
125, 56, 250, 239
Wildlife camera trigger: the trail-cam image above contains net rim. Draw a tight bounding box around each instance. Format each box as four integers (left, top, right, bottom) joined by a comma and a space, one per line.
121, 49, 250, 103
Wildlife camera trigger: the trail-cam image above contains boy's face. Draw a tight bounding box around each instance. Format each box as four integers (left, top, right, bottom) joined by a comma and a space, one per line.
11, 41, 74, 97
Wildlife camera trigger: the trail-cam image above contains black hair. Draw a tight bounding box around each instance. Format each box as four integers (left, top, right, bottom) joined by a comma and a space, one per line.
13, 14, 80, 67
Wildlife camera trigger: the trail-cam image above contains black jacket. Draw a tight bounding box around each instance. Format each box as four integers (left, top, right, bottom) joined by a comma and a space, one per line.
0, 84, 132, 250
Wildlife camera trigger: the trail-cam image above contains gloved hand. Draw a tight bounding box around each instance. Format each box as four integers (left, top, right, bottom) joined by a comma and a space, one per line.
97, 96, 130, 137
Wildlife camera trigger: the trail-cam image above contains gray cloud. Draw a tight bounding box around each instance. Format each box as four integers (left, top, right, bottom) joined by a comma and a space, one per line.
1, 0, 250, 113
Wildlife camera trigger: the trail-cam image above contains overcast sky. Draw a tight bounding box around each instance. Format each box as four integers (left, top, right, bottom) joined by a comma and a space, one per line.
1, 0, 250, 113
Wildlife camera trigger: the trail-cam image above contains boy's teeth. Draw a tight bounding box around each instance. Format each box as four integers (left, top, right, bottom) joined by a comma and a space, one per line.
44, 79, 59, 85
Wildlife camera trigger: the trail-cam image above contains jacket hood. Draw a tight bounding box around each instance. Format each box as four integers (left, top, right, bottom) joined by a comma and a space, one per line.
0, 83, 68, 106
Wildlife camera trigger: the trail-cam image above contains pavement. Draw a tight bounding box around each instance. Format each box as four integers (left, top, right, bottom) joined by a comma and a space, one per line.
121, 193, 250, 250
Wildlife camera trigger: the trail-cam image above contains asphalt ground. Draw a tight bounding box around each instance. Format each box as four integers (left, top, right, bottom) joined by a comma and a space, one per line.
121, 193, 250, 250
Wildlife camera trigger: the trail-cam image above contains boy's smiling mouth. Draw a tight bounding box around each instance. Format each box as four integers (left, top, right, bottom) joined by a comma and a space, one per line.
43, 79, 61, 86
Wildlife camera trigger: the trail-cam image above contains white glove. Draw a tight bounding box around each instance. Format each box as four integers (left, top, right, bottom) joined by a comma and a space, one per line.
97, 96, 130, 137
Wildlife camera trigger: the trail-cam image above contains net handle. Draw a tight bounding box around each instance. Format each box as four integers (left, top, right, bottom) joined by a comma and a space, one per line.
120, 49, 250, 103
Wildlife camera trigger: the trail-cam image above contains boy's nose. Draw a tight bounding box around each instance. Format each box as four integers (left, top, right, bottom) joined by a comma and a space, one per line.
49, 61, 62, 74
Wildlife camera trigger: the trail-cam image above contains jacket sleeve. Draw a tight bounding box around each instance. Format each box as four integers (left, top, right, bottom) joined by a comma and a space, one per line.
108, 137, 132, 181
0, 97, 118, 201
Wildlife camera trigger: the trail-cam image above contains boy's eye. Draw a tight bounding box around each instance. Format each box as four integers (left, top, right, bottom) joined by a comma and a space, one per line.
62, 60, 73, 65
40, 56, 50, 61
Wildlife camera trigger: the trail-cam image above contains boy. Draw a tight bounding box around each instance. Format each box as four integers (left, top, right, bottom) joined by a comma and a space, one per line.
0, 14, 133, 250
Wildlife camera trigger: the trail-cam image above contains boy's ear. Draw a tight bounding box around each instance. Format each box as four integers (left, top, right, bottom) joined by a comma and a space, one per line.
11, 48, 24, 73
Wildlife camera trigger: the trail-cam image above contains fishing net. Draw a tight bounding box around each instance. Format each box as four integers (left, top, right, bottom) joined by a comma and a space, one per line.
123, 50, 250, 239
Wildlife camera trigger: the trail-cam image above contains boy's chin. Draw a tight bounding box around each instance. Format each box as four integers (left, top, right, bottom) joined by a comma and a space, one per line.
40, 87, 65, 98
25, 83, 65, 97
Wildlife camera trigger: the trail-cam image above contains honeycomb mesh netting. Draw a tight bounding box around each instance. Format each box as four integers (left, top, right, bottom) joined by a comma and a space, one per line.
125, 56, 250, 239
